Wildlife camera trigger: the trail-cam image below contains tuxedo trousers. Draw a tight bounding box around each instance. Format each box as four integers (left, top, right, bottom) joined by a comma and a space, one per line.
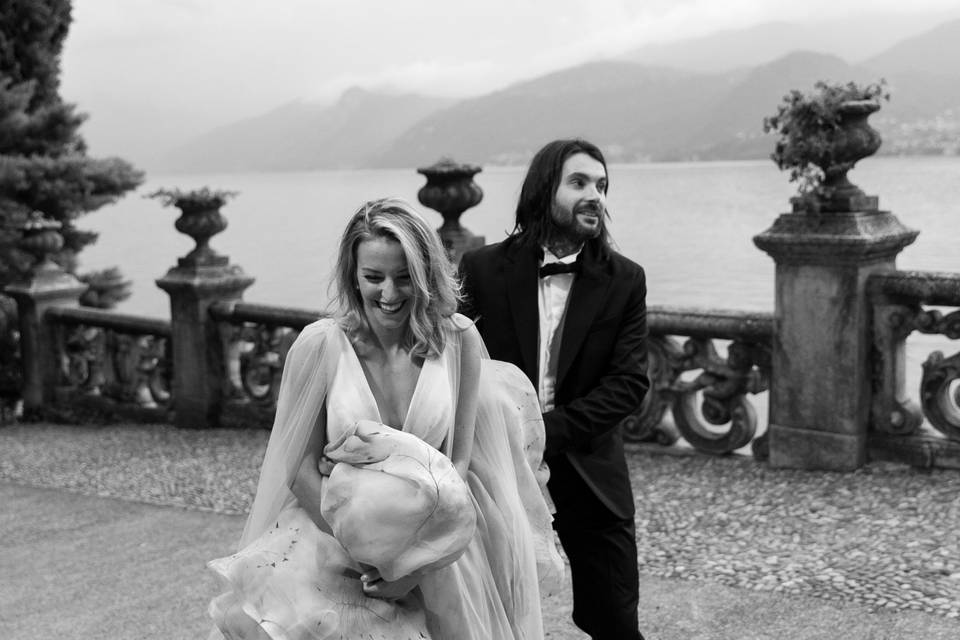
548, 455, 644, 640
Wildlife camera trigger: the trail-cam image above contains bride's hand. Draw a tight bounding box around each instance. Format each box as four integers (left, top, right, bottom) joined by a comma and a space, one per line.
360, 568, 419, 600
316, 455, 335, 476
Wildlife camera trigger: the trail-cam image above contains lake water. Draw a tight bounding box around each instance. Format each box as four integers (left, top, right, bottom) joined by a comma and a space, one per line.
79, 157, 959, 435
80, 156, 960, 318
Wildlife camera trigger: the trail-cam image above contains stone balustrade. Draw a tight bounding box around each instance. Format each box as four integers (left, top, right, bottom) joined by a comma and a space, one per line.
43, 306, 172, 421
5, 156, 959, 471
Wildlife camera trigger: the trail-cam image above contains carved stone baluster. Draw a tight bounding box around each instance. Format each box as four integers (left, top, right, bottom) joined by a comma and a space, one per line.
621, 335, 683, 445
669, 338, 764, 454
870, 303, 924, 435
915, 308, 960, 439
919, 350, 960, 439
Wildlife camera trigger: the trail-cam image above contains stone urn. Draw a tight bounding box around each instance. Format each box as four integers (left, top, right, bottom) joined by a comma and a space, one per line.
802, 100, 883, 213
173, 201, 229, 267
18, 211, 64, 270
417, 158, 485, 264
149, 188, 236, 268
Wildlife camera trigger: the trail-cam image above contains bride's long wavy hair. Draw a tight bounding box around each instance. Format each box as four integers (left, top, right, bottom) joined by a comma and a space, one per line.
333, 198, 461, 358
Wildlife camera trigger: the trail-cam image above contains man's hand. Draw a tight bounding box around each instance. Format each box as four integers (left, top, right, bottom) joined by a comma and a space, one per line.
360, 567, 420, 600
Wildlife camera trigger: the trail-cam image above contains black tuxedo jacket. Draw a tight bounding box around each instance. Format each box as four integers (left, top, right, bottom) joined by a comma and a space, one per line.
459, 236, 650, 520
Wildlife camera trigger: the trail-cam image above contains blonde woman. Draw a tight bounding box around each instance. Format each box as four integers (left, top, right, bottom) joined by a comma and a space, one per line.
208, 198, 562, 640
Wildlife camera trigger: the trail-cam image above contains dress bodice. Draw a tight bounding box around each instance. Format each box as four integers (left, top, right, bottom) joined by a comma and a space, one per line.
325, 330, 454, 451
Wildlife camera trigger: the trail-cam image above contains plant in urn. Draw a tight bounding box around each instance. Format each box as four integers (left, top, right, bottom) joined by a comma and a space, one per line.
763, 79, 889, 213
417, 158, 484, 264
147, 187, 238, 267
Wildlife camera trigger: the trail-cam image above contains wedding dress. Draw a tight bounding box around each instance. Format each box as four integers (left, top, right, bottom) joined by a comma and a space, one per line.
207, 317, 563, 640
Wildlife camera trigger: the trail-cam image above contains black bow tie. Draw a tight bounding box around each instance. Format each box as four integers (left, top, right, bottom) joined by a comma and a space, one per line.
539, 262, 580, 278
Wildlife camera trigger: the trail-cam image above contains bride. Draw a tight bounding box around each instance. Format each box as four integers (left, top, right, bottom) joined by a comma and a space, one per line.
207, 198, 563, 639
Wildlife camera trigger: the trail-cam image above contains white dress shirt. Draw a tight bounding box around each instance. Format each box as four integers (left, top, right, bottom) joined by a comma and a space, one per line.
537, 246, 580, 413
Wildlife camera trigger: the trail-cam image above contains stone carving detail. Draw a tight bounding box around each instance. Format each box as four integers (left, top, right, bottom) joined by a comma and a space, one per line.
913, 309, 960, 438
623, 334, 770, 455
60, 326, 170, 407
224, 323, 300, 407
873, 300, 960, 439
915, 309, 960, 339
920, 350, 960, 440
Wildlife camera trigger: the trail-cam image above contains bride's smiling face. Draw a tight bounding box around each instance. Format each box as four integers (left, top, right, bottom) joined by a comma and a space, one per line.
355, 236, 414, 332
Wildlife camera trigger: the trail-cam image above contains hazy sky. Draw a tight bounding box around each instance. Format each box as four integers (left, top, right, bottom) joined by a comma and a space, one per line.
59, 0, 960, 161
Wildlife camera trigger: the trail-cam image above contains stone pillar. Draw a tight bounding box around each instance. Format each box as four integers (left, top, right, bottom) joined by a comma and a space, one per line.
417, 158, 485, 265
155, 201, 253, 429
754, 195, 918, 470
4, 213, 86, 411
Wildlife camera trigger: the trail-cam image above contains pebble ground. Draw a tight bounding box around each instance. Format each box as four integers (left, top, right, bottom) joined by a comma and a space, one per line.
2, 421, 959, 623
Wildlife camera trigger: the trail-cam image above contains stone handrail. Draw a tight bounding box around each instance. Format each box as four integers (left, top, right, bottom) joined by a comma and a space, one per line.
208, 301, 325, 330
649, 306, 774, 340
46, 306, 172, 336
867, 270, 960, 306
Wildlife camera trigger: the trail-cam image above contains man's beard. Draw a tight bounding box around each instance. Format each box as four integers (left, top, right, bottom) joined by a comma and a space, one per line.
549, 203, 604, 244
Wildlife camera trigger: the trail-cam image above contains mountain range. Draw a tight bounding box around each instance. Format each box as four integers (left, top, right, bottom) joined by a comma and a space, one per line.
157, 17, 960, 173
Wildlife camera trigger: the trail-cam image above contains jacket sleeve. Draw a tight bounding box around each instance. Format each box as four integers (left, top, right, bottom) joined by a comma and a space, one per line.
541, 268, 650, 456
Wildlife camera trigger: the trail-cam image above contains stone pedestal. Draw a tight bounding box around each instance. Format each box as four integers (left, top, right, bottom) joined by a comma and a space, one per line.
5, 263, 86, 411
5, 214, 87, 411
156, 264, 253, 428
154, 197, 252, 429
754, 204, 918, 470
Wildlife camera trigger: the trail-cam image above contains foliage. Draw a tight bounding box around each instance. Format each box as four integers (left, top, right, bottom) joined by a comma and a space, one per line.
1, 0, 144, 411
78, 266, 132, 309
762, 79, 889, 194
146, 187, 238, 212
0, 0, 144, 291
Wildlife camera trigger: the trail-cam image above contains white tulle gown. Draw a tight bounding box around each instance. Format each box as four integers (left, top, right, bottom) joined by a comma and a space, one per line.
207, 317, 563, 640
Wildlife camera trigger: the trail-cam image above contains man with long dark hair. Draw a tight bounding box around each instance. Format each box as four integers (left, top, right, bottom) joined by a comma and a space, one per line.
460, 138, 650, 639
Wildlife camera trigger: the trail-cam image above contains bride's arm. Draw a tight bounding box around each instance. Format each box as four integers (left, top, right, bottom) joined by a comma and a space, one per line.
450, 324, 481, 479
291, 408, 334, 535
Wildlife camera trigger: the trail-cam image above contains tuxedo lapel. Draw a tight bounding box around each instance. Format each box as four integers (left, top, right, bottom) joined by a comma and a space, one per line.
556, 245, 610, 388
504, 242, 540, 382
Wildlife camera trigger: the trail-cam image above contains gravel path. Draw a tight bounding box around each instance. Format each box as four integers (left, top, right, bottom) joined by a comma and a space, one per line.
3, 421, 960, 625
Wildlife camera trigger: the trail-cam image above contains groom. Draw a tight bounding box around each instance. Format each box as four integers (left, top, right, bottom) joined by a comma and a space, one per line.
459, 138, 649, 639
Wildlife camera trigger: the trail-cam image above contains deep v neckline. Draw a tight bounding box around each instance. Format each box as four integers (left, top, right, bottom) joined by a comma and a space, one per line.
346, 340, 428, 429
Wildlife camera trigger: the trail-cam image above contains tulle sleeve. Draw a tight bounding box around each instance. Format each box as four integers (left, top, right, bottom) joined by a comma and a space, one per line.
444, 314, 565, 595
238, 318, 341, 547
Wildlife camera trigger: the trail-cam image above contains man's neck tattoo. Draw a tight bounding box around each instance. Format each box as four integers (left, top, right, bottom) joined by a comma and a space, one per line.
545, 237, 582, 260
